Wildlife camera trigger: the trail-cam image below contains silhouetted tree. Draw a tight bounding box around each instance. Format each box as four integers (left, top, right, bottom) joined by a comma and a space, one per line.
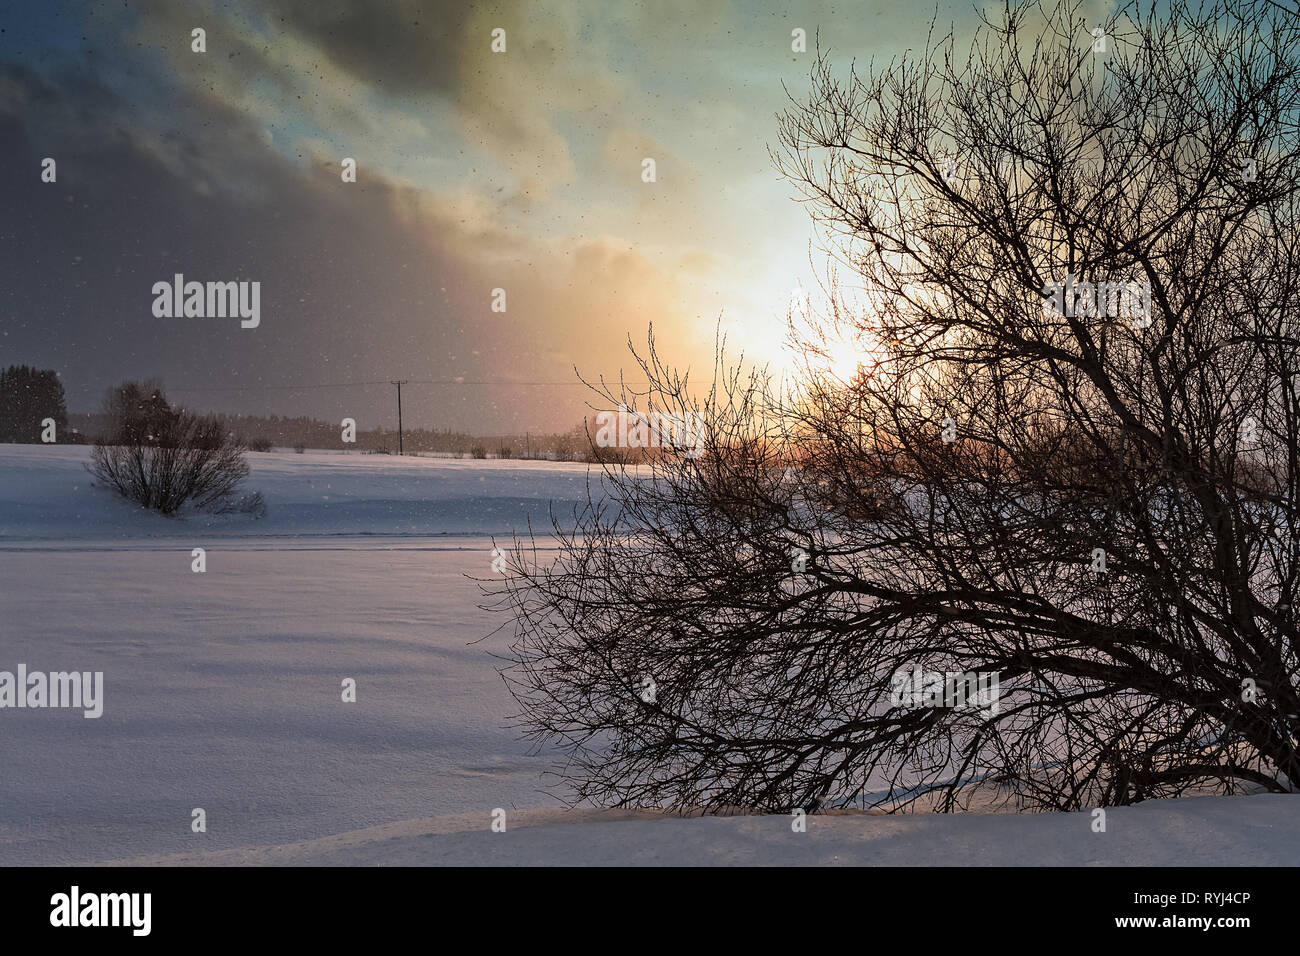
492, 0, 1300, 813
90, 380, 263, 516
101, 379, 172, 446
0, 365, 67, 443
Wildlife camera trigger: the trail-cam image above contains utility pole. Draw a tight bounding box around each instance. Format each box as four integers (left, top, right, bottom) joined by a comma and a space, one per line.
390, 380, 408, 455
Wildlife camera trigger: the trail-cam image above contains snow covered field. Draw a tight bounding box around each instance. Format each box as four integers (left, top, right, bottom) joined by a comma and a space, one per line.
0, 443, 599, 543
1, 444, 1295, 866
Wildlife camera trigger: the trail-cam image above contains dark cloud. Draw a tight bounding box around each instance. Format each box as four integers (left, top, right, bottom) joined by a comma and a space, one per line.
0, 37, 697, 433
258, 0, 500, 98
0, 58, 549, 431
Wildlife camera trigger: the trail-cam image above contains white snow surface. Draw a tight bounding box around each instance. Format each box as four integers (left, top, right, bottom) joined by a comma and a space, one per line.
0, 444, 1294, 866
0, 443, 600, 543
99, 797, 1299, 866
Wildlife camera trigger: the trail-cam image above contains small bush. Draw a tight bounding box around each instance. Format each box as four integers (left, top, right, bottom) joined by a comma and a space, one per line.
293, 443, 306, 454
90, 409, 260, 516
247, 437, 273, 453
497, 447, 513, 459
471, 445, 488, 459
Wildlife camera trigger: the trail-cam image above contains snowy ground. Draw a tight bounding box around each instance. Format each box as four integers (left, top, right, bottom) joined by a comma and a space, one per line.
1, 444, 1294, 866
0, 442, 600, 542
98, 797, 1300, 866
0, 445, 589, 865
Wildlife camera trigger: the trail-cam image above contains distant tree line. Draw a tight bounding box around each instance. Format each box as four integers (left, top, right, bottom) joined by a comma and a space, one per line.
69, 409, 611, 459
5, 365, 649, 460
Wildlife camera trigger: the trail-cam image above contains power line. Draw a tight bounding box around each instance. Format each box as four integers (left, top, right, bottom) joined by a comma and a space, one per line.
168, 379, 388, 392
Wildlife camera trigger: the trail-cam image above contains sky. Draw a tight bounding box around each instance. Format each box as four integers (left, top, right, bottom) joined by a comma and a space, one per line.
0, 0, 1086, 433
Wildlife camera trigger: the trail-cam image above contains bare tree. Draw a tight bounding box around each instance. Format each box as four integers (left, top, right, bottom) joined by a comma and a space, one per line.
491, 0, 1300, 813
89, 382, 264, 517
101, 379, 172, 446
